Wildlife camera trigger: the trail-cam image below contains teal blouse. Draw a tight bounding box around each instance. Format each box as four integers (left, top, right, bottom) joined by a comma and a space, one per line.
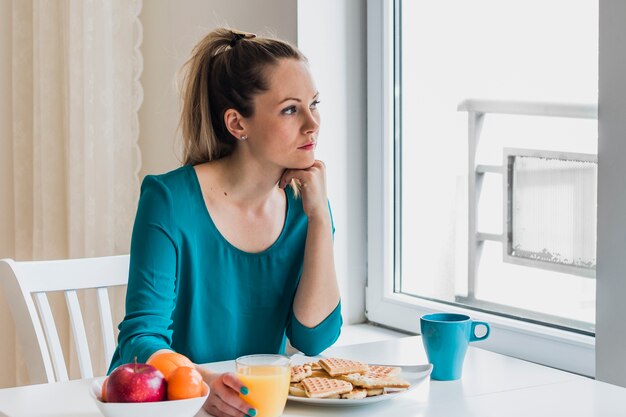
109, 165, 341, 371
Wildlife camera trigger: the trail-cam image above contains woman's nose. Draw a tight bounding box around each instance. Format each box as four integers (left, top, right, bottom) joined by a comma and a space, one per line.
303, 110, 320, 134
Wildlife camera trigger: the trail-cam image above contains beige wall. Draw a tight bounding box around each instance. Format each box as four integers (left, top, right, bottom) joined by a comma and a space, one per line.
0, 0, 16, 388
0, 0, 14, 259
138, 0, 297, 178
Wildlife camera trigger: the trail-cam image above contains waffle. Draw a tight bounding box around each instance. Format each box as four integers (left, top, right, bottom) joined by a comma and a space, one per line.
290, 364, 313, 382
288, 357, 414, 401
366, 387, 384, 397
304, 361, 323, 371
289, 382, 307, 397
319, 358, 369, 377
301, 377, 354, 398
339, 372, 411, 389
341, 388, 368, 399
368, 365, 401, 378
309, 369, 332, 378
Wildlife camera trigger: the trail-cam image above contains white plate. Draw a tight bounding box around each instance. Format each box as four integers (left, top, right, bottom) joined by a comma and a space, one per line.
287, 357, 432, 407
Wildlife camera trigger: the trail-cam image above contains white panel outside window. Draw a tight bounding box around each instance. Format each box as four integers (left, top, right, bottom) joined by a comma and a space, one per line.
366, 0, 598, 376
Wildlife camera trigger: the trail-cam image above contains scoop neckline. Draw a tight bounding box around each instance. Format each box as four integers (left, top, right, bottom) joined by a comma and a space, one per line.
187, 165, 290, 257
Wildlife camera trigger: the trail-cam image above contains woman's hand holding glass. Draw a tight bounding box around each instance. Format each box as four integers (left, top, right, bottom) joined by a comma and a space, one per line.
235, 355, 290, 417
200, 370, 256, 417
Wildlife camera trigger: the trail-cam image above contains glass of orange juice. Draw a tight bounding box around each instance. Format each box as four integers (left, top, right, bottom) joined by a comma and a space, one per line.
236, 354, 291, 417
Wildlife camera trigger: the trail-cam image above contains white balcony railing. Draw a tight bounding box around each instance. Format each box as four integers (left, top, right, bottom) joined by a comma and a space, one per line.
458, 99, 598, 301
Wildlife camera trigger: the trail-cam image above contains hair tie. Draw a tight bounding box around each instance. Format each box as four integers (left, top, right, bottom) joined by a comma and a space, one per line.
229, 30, 257, 47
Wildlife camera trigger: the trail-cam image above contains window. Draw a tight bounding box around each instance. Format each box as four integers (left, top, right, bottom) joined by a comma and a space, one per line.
367, 0, 598, 375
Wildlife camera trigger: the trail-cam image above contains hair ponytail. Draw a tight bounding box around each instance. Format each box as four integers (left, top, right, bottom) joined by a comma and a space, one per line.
178, 28, 304, 166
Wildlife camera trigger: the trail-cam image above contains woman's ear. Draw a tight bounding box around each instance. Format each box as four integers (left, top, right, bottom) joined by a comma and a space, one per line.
224, 109, 247, 140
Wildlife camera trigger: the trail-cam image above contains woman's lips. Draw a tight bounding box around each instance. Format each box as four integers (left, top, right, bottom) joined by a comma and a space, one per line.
298, 142, 316, 151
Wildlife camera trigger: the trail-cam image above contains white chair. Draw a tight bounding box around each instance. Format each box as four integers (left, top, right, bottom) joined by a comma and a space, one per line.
0, 255, 129, 384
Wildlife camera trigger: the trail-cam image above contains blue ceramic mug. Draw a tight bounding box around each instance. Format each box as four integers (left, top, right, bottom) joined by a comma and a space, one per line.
420, 313, 490, 380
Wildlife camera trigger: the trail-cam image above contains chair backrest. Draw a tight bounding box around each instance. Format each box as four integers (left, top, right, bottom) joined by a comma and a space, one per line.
0, 255, 129, 384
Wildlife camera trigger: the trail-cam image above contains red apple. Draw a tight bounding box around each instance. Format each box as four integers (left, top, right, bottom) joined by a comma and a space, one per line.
105, 361, 167, 403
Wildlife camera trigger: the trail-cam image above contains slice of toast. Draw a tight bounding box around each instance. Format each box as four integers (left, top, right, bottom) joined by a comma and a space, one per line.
319, 358, 369, 377
301, 377, 354, 398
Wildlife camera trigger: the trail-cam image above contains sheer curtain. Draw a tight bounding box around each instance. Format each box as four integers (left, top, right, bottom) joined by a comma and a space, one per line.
0, 0, 143, 387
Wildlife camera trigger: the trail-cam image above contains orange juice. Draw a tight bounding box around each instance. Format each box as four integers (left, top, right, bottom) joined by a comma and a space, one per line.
236, 355, 290, 417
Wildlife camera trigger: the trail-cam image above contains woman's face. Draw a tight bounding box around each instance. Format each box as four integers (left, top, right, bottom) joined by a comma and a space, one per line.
242, 58, 320, 170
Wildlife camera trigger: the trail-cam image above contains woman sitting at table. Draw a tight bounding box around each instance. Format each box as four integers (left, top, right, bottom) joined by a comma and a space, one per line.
108, 28, 342, 416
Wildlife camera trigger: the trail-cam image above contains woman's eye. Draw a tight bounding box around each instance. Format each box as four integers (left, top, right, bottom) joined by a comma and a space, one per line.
282, 105, 297, 115
310, 100, 321, 110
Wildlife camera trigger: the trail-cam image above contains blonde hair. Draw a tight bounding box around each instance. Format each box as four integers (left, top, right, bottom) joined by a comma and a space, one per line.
178, 28, 305, 166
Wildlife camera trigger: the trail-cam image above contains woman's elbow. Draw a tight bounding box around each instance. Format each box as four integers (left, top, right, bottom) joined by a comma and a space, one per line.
292, 329, 341, 357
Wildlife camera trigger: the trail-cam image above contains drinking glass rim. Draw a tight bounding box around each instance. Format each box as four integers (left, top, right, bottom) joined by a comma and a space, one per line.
235, 354, 290, 367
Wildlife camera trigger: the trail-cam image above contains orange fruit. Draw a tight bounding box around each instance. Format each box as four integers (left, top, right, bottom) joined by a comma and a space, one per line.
101, 376, 108, 402
167, 366, 203, 400
147, 352, 194, 381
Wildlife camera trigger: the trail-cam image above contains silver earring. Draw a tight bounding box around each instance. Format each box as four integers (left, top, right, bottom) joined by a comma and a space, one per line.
240, 135, 248, 141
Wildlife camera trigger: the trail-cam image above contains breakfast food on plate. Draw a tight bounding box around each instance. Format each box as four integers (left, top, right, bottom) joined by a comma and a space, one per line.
309, 369, 332, 378
368, 365, 402, 378
290, 364, 313, 382
289, 357, 411, 400
301, 377, 353, 398
341, 388, 368, 399
304, 361, 323, 371
289, 382, 308, 397
366, 388, 385, 397
319, 358, 369, 376
340, 371, 411, 389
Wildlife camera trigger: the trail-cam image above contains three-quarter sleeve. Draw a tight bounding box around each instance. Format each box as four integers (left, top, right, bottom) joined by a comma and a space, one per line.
285, 200, 342, 356
286, 301, 342, 356
110, 176, 179, 369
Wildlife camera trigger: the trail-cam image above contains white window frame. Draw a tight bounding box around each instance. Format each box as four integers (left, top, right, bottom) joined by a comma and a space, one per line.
365, 0, 595, 377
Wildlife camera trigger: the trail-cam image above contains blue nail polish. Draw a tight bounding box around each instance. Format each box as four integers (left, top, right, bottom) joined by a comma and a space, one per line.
248, 408, 257, 417
240, 386, 249, 395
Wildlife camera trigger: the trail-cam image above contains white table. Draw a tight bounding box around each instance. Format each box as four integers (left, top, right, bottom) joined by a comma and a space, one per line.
1, 336, 625, 417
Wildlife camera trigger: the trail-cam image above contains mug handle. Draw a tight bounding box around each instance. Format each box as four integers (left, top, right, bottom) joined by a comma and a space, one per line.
470, 321, 490, 342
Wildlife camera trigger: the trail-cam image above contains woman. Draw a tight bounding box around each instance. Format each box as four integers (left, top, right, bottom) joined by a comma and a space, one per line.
109, 28, 342, 416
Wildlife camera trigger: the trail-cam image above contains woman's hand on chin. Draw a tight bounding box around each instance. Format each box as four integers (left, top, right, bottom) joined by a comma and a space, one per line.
279, 160, 329, 221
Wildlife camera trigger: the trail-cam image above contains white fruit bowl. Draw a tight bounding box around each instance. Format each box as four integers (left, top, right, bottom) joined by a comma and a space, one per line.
90, 376, 209, 417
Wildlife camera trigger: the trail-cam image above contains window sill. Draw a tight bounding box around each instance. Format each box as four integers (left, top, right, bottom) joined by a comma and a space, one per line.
333, 323, 407, 347
366, 290, 595, 377
286, 323, 406, 356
